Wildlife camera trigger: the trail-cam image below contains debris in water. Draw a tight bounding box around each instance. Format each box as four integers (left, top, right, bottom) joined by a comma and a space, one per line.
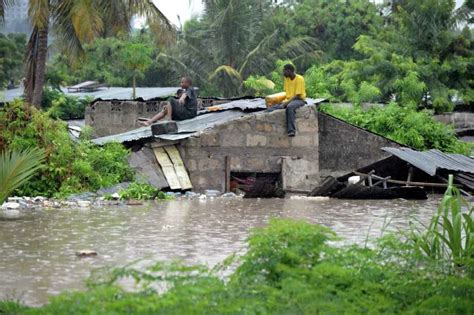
76, 250, 97, 257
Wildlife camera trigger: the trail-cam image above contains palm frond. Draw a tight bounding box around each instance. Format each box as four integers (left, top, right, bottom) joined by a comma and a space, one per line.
28, 0, 50, 28
157, 52, 208, 83
208, 65, 243, 97
69, 0, 103, 43
0, 148, 45, 204
238, 29, 279, 75
0, 0, 14, 23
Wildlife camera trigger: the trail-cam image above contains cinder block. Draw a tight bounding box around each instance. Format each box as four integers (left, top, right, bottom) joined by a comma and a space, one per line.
151, 121, 178, 135
296, 120, 318, 133
268, 135, 290, 148
201, 130, 220, 147
198, 158, 221, 171
246, 134, 267, 147
256, 123, 273, 133
221, 132, 245, 147
291, 135, 314, 147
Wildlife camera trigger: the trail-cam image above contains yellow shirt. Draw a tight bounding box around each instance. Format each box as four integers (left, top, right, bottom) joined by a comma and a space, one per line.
284, 74, 306, 101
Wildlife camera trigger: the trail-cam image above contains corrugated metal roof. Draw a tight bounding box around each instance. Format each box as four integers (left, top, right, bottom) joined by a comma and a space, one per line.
2, 87, 178, 102
382, 147, 474, 176
93, 110, 251, 145
93, 126, 153, 145
93, 99, 327, 145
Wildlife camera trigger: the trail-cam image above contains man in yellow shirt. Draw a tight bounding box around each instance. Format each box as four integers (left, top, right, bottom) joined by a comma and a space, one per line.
268, 64, 306, 137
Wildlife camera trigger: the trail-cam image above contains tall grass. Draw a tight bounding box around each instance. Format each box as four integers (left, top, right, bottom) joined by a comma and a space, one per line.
409, 175, 473, 267
0, 148, 45, 204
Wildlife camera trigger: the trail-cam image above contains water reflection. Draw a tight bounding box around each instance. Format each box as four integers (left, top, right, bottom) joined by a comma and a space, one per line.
0, 197, 439, 306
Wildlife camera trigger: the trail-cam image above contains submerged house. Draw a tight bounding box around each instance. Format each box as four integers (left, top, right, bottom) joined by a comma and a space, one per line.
86, 96, 404, 194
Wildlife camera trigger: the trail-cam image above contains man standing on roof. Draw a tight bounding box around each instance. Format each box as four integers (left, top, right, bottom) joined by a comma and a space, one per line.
140, 77, 198, 125
268, 64, 306, 137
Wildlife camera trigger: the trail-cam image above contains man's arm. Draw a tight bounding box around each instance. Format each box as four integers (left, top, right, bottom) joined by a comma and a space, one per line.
178, 92, 187, 105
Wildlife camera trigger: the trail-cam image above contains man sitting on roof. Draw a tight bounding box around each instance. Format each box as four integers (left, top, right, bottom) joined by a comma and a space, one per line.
140, 77, 197, 126
268, 64, 306, 137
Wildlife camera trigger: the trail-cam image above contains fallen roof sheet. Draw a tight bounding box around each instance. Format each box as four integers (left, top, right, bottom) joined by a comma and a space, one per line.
382, 147, 474, 176
2, 87, 178, 102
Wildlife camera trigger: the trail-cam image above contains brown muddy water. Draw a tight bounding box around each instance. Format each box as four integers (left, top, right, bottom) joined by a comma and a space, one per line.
0, 197, 440, 306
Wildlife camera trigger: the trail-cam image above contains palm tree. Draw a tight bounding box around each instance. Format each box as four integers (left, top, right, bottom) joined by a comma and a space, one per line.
160, 0, 320, 97
0, 148, 45, 204
1, 0, 174, 107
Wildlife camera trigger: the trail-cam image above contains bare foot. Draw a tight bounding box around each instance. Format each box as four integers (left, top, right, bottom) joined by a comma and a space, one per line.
138, 120, 150, 127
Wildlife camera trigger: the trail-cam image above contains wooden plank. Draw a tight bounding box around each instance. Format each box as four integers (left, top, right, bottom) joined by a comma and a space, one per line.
164, 145, 193, 190
153, 147, 181, 190
225, 156, 231, 192
353, 171, 448, 188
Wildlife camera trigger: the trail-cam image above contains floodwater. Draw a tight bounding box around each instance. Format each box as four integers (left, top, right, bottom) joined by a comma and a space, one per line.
0, 197, 440, 306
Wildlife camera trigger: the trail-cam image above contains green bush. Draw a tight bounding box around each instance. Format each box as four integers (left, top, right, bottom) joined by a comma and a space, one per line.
117, 182, 172, 200
0, 101, 133, 198
41, 88, 92, 120
320, 102, 471, 154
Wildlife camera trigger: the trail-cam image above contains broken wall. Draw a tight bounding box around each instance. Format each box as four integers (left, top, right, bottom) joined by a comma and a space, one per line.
177, 106, 320, 193
85, 100, 164, 138
318, 113, 400, 178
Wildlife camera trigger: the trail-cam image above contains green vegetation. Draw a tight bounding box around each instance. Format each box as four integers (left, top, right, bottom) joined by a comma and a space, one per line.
0, 148, 45, 204
320, 102, 471, 154
41, 88, 93, 120
0, 0, 172, 106
113, 182, 172, 201
0, 101, 133, 198
410, 175, 473, 265
2, 184, 473, 314
0, 33, 26, 89
119, 42, 154, 99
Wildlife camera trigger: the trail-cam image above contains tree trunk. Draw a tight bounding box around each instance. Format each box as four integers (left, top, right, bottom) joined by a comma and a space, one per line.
31, 25, 49, 107
132, 74, 136, 99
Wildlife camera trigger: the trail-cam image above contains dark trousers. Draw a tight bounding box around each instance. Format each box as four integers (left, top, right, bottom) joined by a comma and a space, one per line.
267, 99, 305, 133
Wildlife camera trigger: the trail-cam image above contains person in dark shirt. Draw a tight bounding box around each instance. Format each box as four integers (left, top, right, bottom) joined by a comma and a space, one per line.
140, 77, 198, 126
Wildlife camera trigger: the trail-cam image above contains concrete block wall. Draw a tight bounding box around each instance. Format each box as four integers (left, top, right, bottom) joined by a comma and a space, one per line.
85, 99, 236, 138
178, 105, 320, 192
318, 112, 400, 178
86, 100, 165, 137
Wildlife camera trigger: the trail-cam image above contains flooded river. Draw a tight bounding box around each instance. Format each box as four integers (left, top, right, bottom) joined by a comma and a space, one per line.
0, 197, 440, 306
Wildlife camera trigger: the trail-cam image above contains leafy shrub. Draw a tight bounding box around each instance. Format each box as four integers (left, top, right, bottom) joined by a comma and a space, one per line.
243, 75, 275, 96
320, 102, 471, 154
41, 88, 92, 120
409, 175, 473, 268
118, 182, 171, 200
0, 101, 133, 197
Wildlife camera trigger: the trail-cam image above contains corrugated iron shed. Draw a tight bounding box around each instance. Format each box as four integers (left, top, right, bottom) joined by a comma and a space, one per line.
382, 147, 474, 176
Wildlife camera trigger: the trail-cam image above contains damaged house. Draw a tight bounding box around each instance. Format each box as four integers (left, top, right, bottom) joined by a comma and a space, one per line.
83, 95, 473, 197
85, 95, 404, 195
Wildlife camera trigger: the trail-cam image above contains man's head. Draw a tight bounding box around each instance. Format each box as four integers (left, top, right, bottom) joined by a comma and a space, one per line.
180, 76, 193, 89
283, 64, 295, 78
